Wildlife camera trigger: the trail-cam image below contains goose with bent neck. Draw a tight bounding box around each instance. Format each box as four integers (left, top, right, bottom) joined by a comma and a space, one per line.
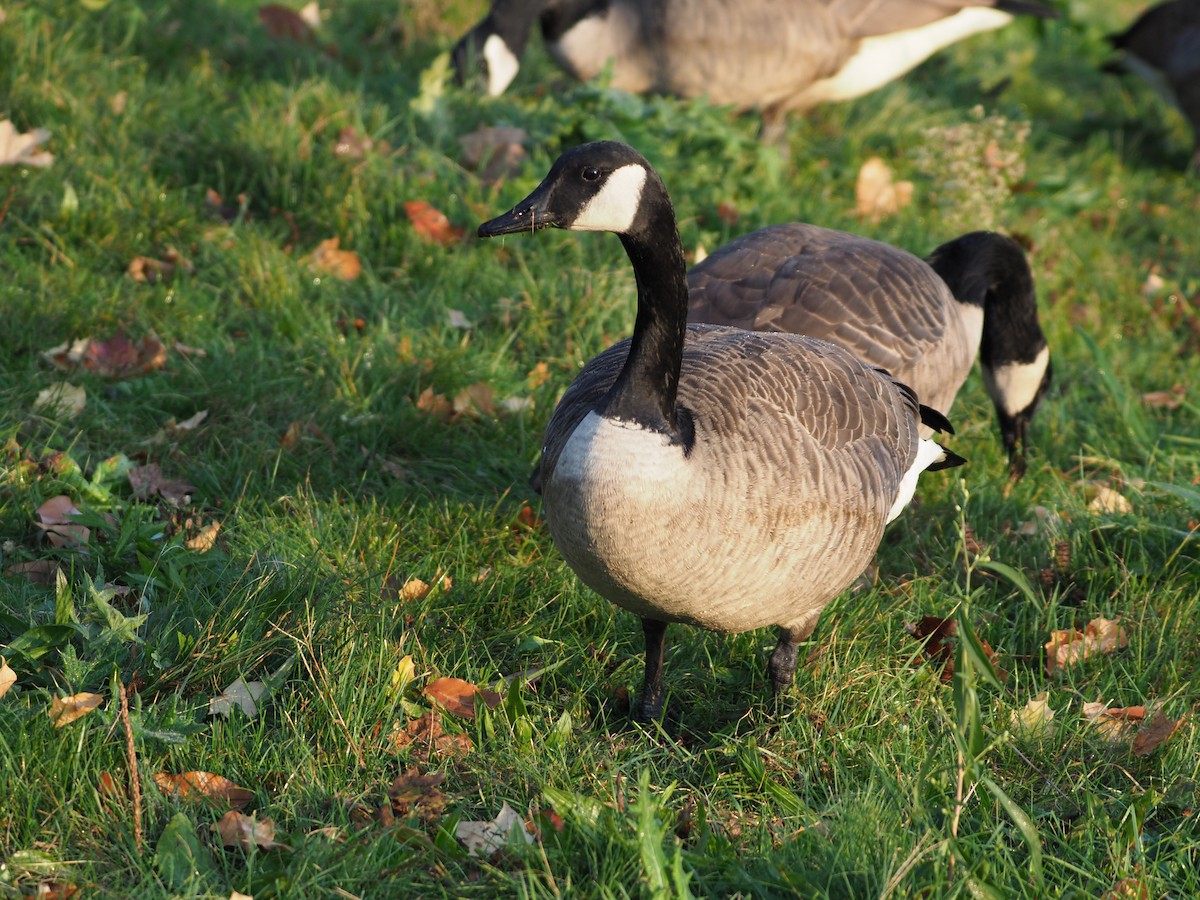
479, 141, 964, 721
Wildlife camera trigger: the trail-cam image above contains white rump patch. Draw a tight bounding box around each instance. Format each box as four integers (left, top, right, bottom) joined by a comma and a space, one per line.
887, 438, 947, 523
982, 345, 1050, 417
570, 164, 648, 234
483, 33, 521, 96
802, 8, 1013, 103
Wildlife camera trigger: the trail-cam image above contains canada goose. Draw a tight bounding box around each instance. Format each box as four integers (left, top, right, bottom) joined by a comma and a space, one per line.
452, 0, 1057, 124
1105, 0, 1200, 166
688, 225, 1051, 478
478, 141, 964, 720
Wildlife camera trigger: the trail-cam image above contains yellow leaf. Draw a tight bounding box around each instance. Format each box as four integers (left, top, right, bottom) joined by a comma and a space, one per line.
392, 654, 416, 692
0, 119, 55, 168
0, 657, 16, 699
1010, 691, 1054, 737
48, 692, 103, 727
185, 521, 221, 552
34, 382, 86, 418
855, 156, 912, 222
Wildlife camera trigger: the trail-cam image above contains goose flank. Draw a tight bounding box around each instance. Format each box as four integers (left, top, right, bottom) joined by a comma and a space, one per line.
478, 141, 965, 720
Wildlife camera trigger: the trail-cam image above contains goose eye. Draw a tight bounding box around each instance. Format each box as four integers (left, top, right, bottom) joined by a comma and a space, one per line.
581, 166, 601, 182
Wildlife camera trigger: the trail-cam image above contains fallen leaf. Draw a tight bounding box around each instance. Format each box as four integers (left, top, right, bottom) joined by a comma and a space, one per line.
128, 249, 193, 285
459, 125, 527, 182
173, 341, 208, 359
1102, 877, 1151, 900
1011, 691, 1055, 737
1044, 617, 1129, 675
855, 156, 913, 222
1016, 505, 1061, 536
258, 3, 315, 42
716, 201, 739, 226
453, 382, 495, 418
1088, 485, 1132, 515
109, 91, 128, 115
332, 125, 373, 159
400, 578, 431, 602
527, 362, 550, 389
415, 386, 454, 422
1132, 713, 1183, 757
446, 309, 472, 329
204, 188, 248, 224
48, 692, 104, 727
1140, 384, 1185, 410
209, 678, 266, 718
0, 119, 54, 168
904, 615, 957, 681
387, 768, 447, 822
298, 0, 320, 28
214, 810, 291, 851
391, 654, 416, 691
4, 560, 62, 585
424, 677, 501, 719
98, 771, 123, 804
390, 712, 473, 759
185, 521, 221, 552
455, 802, 535, 857
0, 657, 16, 699
280, 419, 303, 450
514, 505, 541, 531
36, 495, 90, 548
404, 200, 465, 245
34, 382, 86, 418
153, 772, 254, 810
306, 237, 362, 280
1139, 272, 1165, 297
128, 463, 196, 507
173, 410, 209, 432
27, 881, 77, 899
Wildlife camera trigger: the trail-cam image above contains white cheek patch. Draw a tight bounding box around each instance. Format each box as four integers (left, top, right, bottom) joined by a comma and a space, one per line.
571, 164, 647, 233
483, 33, 520, 96
982, 345, 1050, 417
887, 438, 946, 523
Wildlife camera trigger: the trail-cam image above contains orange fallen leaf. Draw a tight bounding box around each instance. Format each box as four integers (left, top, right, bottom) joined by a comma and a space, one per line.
527, 362, 550, 389
36, 495, 90, 548
855, 156, 913, 222
453, 382, 495, 418
1044, 617, 1129, 675
404, 200, 465, 245
185, 520, 221, 553
0, 657, 16, 699
215, 810, 291, 851
154, 771, 254, 809
128, 249, 193, 285
415, 386, 454, 422
1101, 877, 1151, 900
48, 692, 104, 727
390, 712, 473, 759
307, 237, 362, 280
1082, 702, 1144, 744
424, 676, 501, 719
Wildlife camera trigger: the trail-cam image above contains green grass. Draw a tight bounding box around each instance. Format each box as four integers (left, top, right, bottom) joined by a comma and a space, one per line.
2, 0, 1198, 896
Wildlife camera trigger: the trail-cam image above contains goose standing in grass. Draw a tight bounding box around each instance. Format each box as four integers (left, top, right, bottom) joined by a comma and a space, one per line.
1105, 0, 1200, 166
688, 226, 1052, 478
452, 0, 1057, 127
478, 141, 965, 720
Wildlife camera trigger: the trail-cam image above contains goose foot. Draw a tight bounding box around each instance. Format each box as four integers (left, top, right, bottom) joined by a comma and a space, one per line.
768, 625, 813, 696
636, 618, 668, 722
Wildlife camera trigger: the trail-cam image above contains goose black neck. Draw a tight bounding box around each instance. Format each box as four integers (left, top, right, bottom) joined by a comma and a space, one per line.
600, 193, 690, 436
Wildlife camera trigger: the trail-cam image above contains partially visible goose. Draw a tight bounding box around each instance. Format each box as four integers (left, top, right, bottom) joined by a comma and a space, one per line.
478, 141, 964, 720
688, 225, 1051, 477
1105, 0, 1200, 166
452, 0, 1057, 123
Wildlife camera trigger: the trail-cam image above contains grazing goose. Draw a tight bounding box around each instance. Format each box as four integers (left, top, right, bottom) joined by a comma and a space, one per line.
688, 225, 1051, 478
1105, 0, 1200, 166
478, 141, 964, 720
452, 0, 1057, 123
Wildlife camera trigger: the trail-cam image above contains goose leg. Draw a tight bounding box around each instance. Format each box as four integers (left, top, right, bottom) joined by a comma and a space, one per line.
637, 618, 668, 722
768, 624, 814, 696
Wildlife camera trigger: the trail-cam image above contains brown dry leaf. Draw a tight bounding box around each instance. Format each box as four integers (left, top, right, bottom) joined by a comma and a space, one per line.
98, 771, 123, 804
424, 676, 501, 719
1010, 691, 1055, 737
128, 249, 193, 285
48, 692, 104, 727
1102, 877, 1151, 900
904, 615, 957, 681
527, 362, 550, 389
33, 382, 86, 418
258, 3, 315, 42
333, 125, 374, 160
514, 504, 542, 531
416, 386, 454, 422
280, 419, 303, 449
27, 882, 77, 900
5, 559, 62, 585
855, 157, 913, 222
387, 768, 447, 822
209, 678, 265, 718
0, 119, 54, 168
128, 463, 196, 507
404, 200, 465, 245
0, 657, 16, 699
109, 90, 128, 115
1045, 617, 1129, 675
1082, 702, 1144, 744
459, 125, 528, 183
390, 711, 473, 760
455, 802, 535, 857
307, 237, 362, 280
185, 521, 221, 553
1088, 485, 1133, 515
400, 577, 431, 602
1140, 384, 1185, 410
36, 495, 90, 548
153, 771, 254, 810
204, 188, 248, 224
453, 382, 495, 419
215, 810, 291, 851
1132, 713, 1183, 757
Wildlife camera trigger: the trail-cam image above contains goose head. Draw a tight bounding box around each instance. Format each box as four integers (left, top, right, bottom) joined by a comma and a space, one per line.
451, 0, 553, 96
926, 231, 1052, 479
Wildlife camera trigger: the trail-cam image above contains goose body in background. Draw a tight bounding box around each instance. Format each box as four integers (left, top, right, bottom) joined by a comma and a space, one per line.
1105, 0, 1200, 165
478, 141, 964, 720
452, 0, 1057, 122
688, 225, 1051, 477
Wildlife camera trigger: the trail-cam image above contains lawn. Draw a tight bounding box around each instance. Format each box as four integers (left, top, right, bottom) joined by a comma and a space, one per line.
1, 0, 1198, 896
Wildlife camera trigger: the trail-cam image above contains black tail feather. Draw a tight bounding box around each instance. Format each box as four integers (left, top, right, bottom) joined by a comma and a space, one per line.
919, 404, 956, 436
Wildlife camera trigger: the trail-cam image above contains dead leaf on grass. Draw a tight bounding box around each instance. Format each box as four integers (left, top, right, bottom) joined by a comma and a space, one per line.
459, 125, 528, 182
455, 801, 535, 857
153, 771, 254, 809
387, 768, 447, 822
184, 520, 221, 552
1044, 617, 1128, 675
306, 237, 362, 280
1087, 485, 1133, 515
404, 200, 465, 245
258, 3, 316, 42
424, 676, 501, 719
204, 188, 248, 224
390, 711, 473, 759
855, 157, 913, 222
333, 125, 375, 160
1140, 384, 1185, 410
1102, 877, 1151, 900
42, 332, 168, 377
127, 463, 196, 507
215, 810, 291, 851
209, 678, 266, 718
36, 495, 90, 548
453, 382, 495, 419
415, 386, 454, 422
0, 657, 16, 699
128, 248, 193, 284
5, 560, 62, 585
33, 382, 86, 418
48, 692, 104, 727
527, 362, 550, 389
447, 309, 472, 329
0, 119, 54, 168
1132, 712, 1184, 757
1010, 691, 1055, 737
